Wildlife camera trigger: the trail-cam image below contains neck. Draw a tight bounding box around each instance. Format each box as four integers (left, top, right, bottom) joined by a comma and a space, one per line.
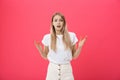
56, 30, 62, 35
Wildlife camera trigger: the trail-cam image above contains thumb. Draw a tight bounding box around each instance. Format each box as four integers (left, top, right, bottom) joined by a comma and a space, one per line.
79, 35, 83, 41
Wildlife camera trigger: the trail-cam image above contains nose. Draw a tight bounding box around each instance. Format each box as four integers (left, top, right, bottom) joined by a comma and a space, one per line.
57, 21, 60, 24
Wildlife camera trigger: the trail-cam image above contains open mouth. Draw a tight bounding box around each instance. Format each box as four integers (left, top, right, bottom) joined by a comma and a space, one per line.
57, 25, 61, 28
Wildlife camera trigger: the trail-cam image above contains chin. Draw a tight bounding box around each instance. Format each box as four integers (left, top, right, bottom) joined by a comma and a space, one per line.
56, 28, 62, 31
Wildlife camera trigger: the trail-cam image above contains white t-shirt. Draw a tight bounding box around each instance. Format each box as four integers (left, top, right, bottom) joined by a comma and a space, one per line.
42, 32, 78, 64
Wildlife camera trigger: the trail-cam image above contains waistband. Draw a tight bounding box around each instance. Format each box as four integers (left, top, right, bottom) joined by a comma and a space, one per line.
49, 62, 71, 66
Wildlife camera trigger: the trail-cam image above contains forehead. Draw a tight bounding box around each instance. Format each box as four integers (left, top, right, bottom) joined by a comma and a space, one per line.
53, 15, 62, 19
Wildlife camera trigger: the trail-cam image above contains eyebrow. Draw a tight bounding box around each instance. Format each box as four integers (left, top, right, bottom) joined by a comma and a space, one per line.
54, 18, 63, 20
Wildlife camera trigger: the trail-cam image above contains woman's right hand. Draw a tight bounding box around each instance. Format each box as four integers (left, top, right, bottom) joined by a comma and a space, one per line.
34, 40, 42, 51
34, 40, 48, 59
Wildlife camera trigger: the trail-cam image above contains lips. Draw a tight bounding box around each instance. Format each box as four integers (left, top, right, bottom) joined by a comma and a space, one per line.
57, 25, 61, 28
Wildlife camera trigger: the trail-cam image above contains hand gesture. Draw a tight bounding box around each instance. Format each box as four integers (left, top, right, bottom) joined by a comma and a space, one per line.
34, 40, 42, 51
78, 35, 87, 48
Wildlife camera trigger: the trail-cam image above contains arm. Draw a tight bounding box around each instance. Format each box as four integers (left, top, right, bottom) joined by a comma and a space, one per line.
72, 44, 82, 59
34, 40, 49, 59
72, 35, 87, 59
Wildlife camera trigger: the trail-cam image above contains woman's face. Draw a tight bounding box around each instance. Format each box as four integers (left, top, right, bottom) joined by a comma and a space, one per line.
52, 15, 64, 32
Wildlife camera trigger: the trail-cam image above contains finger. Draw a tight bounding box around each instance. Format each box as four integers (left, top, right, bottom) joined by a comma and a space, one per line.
34, 40, 40, 45
83, 37, 87, 43
79, 35, 83, 41
82, 35, 87, 41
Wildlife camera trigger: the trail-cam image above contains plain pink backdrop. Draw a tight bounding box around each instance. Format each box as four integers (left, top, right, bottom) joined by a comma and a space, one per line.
0, 0, 120, 80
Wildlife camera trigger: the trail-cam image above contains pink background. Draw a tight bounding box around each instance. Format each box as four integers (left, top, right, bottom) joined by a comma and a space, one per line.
0, 0, 120, 80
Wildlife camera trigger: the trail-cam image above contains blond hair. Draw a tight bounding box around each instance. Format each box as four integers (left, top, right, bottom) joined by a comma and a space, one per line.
50, 12, 72, 51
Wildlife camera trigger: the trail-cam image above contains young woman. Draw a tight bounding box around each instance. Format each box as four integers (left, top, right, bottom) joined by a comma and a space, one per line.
34, 12, 87, 80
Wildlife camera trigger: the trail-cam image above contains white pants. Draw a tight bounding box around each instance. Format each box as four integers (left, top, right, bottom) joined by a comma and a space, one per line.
46, 62, 74, 80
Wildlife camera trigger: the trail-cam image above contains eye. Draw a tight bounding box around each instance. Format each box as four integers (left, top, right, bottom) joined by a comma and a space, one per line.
59, 19, 63, 22
53, 19, 58, 22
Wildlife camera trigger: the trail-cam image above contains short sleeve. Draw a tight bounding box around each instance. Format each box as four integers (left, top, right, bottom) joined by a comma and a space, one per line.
41, 34, 50, 46
70, 32, 78, 45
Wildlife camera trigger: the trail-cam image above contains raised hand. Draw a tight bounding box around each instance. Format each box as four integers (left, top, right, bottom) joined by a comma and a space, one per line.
78, 35, 87, 48
34, 40, 42, 52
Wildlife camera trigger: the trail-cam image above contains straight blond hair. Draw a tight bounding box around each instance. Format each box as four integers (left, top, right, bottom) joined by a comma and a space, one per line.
50, 12, 72, 52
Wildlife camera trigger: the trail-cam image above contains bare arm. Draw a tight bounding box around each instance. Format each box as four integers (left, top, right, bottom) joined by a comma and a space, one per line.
34, 40, 49, 59
72, 35, 87, 59
72, 44, 82, 59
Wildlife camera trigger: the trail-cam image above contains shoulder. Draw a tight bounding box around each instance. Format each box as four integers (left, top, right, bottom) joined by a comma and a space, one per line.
42, 33, 51, 41
43, 33, 50, 39
68, 32, 77, 37
42, 33, 50, 46
68, 32, 78, 45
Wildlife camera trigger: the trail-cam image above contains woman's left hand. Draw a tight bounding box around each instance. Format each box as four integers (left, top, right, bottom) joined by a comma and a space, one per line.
78, 35, 87, 48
